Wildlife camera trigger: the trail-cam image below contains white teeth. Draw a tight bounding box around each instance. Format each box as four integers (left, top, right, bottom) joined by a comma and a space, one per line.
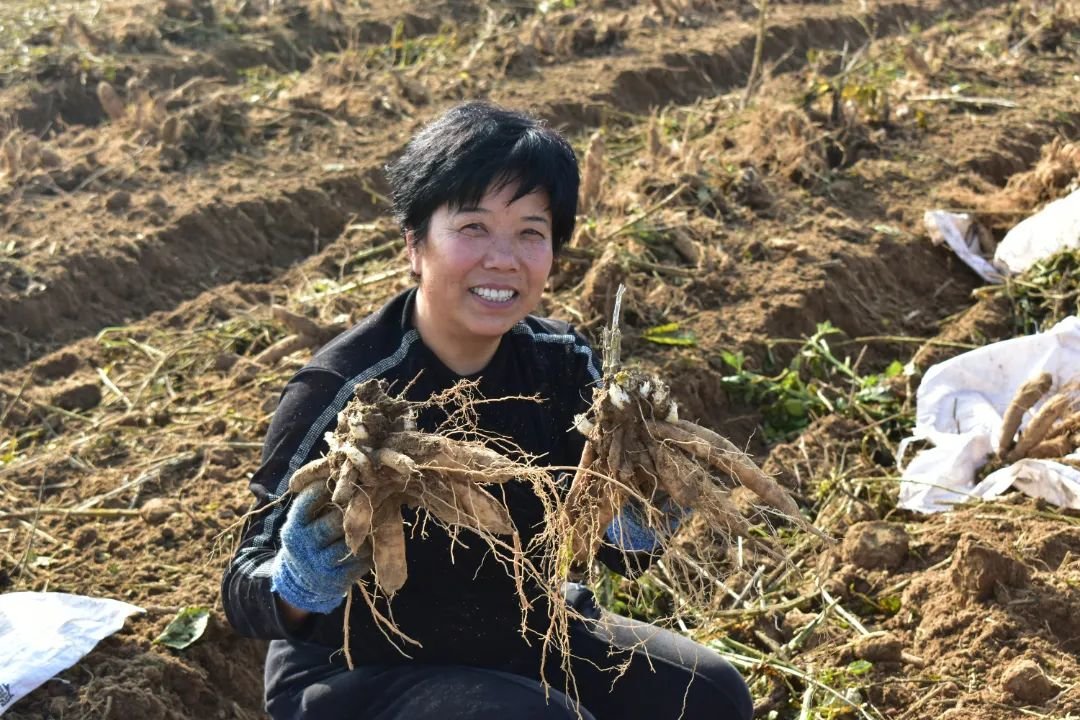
470, 287, 516, 302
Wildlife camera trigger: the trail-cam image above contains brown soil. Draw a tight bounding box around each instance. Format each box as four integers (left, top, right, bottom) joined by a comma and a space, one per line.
2, 0, 1078, 718
808, 498, 1080, 720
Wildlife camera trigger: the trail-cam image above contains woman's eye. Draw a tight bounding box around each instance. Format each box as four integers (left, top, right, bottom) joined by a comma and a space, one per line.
461, 223, 485, 233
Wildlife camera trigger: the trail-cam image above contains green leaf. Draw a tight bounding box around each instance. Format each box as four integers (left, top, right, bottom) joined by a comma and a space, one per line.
154, 606, 210, 650
643, 335, 697, 347
879, 595, 902, 614
719, 350, 744, 371
884, 360, 904, 378
642, 322, 696, 347
643, 322, 682, 337
782, 398, 807, 418
0, 437, 17, 464
847, 659, 873, 676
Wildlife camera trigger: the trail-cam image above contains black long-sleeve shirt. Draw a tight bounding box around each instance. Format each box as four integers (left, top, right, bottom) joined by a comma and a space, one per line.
222, 288, 643, 670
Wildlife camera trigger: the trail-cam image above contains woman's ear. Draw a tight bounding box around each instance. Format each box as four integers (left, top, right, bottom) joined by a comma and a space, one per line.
405, 229, 421, 277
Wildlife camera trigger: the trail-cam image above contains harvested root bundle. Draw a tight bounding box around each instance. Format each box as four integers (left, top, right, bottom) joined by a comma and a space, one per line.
288, 378, 528, 598
564, 368, 823, 567
251, 305, 348, 367
996, 374, 1080, 465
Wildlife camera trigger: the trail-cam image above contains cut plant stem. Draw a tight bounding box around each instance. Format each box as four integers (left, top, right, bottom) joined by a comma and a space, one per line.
0, 507, 142, 520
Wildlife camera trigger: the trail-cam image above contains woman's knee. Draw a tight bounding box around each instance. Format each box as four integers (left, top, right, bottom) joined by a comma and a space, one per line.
588, 614, 753, 720
688, 654, 754, 720
295, 665, 593, 720
452, 668, 595, 720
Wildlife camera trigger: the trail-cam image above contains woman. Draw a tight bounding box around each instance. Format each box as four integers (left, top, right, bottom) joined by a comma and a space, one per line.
221, 102, 753, 720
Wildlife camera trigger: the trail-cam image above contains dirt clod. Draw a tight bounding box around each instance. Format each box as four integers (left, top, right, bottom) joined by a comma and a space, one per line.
47, 380, 102, 412
205, 447, 237, 468
1001, 657, 1059, 704
140, 498, 179, 525
842, 521, 909, 570
32, 351, 81, 381
949, 535, 1030, 601
781, 609, 816, 639
105, 191, 132, 213
781, 609, 830, 649
212, 352, 240, 373
74, 527, 98, 548
854, 633, 903, 662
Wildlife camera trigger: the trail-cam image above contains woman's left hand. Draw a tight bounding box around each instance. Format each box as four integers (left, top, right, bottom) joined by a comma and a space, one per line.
605, 495, 689, 553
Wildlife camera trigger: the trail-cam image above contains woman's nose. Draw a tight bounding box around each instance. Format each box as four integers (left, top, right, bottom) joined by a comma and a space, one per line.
483, 233, 519, 270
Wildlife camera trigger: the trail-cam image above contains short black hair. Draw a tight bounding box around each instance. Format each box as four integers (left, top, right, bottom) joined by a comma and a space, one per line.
386, 102, 579, 253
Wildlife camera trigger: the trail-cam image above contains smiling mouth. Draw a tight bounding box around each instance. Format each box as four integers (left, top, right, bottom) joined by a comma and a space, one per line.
469, 287, 518, 303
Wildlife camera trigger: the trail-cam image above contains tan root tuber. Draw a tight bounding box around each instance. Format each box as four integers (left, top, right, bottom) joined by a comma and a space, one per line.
997, 372, 1053, 459
249, 306, 349, 367
996, 375, 1080, 466
286, 379, 524, 598
96, 81, 127, 122
563, 368, 825, 567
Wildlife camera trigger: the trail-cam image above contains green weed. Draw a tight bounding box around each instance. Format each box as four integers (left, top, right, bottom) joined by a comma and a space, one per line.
238, 66, 299, 103
377, 20, 458, 69
995, 249, 1080, 335
718, 322, 907, 443
0, 0, 98, 77
591, 567, 674, 622
803, 47, 907, 125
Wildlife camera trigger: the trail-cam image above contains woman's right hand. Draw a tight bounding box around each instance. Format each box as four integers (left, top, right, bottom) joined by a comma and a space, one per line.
605, 495, 689, 553
270, 481, 373, 615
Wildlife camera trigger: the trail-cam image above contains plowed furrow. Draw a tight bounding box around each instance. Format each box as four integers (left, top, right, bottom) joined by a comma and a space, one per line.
3, 8, 445, 137
516, 0, 1009, 129
961, 113, 1080, 186
0, 169, 382, 370
0, 0, 1026, 372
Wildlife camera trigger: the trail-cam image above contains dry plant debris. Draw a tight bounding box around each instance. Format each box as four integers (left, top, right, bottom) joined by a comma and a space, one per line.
578, 129, 605, 215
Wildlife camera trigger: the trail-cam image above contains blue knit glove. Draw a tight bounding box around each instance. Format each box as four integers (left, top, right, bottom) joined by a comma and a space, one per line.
606, 497, 689, 552
270, 482, 372, 614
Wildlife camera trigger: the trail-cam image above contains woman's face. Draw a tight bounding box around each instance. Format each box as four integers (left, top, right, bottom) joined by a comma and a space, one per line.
408, 181, 554, 361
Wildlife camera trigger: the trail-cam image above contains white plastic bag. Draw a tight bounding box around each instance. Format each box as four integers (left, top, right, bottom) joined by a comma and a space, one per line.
923, 210, 1003, 283
995, 187, 1080, 274
0, 592, 143, 715
898, 316, 1080, 513
925, 187, 1080, 281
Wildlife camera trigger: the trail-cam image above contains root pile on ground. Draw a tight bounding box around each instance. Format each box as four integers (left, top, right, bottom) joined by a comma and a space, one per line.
95, 79, 252, 168
252, 305, 346, 368
287, 378, 538, 599
995, 372, 1080, 466
562, 368, 824, 569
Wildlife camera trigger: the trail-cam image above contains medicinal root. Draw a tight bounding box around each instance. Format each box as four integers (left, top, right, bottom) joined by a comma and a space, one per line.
564, 369, 824, 567
997, 374, 1079, 465
287, 378, 527, 598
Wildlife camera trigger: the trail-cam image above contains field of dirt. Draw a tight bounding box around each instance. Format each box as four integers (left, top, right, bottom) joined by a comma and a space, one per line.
1, 0, 1078, 718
